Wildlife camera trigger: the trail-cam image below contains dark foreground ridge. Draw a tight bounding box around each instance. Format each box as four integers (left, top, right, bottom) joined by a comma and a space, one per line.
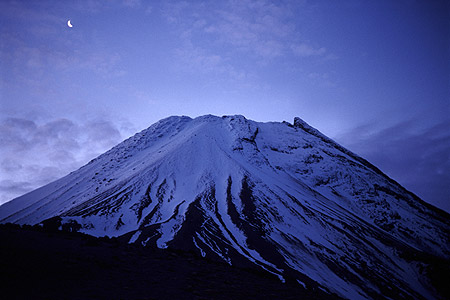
0, 224, 341, 300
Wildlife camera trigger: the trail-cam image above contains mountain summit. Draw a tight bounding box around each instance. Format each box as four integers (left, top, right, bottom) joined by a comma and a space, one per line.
1, 115, 449, 299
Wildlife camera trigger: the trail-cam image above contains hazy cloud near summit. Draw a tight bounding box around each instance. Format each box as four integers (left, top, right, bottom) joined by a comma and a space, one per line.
0, 117, 125, 204
336, 119, 450, 213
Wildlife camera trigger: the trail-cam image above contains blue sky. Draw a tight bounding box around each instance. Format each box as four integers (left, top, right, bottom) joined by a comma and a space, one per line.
0, 0, 449, 212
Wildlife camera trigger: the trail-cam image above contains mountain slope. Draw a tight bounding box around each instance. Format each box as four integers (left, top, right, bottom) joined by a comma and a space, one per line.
1, 115, 449, 299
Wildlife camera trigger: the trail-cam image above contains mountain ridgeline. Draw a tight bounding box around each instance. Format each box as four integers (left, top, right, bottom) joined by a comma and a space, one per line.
1, 115, 449, 299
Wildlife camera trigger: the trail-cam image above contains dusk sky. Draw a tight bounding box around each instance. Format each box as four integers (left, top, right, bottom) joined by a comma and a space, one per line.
0, 0, 449, 212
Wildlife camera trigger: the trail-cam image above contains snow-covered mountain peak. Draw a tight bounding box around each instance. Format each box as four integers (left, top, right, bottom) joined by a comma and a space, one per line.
1, 114, 448, 300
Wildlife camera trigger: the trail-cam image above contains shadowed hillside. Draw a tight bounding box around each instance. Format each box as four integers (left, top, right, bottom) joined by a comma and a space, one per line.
0, 224, 340, 300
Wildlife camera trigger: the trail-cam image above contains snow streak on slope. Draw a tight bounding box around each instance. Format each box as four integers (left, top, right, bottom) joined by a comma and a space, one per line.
1, 115, 449, 300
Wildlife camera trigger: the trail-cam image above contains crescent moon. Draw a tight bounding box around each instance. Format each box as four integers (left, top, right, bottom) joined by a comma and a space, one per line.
67, 20, 73, 28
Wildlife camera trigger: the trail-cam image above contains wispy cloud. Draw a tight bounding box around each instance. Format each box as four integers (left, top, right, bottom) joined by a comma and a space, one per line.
72, 0, 105, 13
307, 72, 337, 88
0, 1, 62, 25
291, 43, 326, 57
172, 39, 247, 81
162, 0, 333, 78
0, 117, 125, 204
174, 41, 223, 73
3, 41, 124, 77
336, 119, 450, 213
200, 6, 290, 58
122, 0, 141, 8
165, 0, 295, 57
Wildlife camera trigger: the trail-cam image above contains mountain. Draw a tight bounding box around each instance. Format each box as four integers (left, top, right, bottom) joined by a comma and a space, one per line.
1, 115, 449, 299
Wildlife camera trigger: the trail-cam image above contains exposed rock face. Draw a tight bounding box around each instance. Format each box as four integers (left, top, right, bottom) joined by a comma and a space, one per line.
1, 115, 449, 299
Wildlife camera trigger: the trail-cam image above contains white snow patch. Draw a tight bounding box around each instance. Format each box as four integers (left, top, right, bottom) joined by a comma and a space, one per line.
297, 279, 307, 289
192, 235, 206, 257
128, 230, 141, 244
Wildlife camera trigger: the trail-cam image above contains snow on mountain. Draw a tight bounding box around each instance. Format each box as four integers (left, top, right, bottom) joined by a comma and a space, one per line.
1, 115, 449, 299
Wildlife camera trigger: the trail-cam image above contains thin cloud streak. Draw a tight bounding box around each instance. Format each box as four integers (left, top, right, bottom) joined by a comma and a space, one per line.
336, 119, 450, 213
